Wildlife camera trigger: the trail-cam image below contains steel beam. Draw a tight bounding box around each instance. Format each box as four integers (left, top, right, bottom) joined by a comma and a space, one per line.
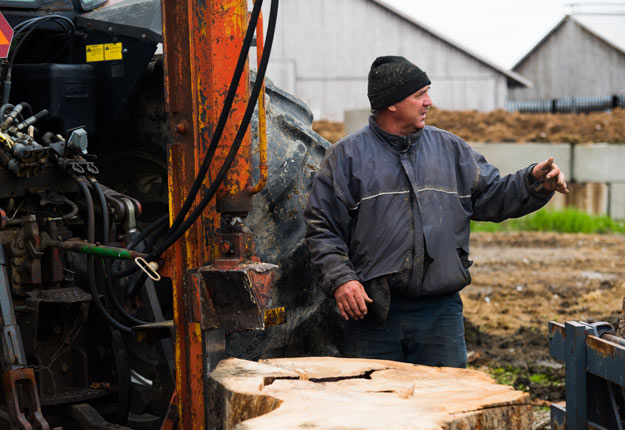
161, 1, 253, 428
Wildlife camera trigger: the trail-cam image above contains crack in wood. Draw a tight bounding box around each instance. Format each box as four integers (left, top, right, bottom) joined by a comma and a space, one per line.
262, 369, 375, 387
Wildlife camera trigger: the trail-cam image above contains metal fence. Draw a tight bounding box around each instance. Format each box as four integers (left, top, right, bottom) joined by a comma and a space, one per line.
507, 94, 625, 114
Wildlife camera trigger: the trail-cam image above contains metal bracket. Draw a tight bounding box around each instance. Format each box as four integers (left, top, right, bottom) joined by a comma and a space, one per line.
549, 320, 625, 430
2, 368, 50, 430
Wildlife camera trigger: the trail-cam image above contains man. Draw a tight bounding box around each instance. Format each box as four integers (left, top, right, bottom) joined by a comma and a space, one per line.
304, 56, 568, 368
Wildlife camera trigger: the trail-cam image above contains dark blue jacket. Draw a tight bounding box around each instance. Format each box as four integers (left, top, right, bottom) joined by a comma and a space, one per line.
305, 118, 551, 298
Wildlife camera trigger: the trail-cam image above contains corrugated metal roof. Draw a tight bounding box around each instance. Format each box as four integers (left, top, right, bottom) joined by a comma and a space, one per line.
370, 0, 532, 88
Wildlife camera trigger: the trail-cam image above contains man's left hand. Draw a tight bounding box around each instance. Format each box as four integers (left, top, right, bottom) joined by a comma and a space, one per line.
532, 157, 569, 194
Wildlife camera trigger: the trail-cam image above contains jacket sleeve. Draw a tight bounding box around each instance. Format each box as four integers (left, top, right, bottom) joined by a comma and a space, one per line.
470, 148, 552, 222
304, 150, 359, 297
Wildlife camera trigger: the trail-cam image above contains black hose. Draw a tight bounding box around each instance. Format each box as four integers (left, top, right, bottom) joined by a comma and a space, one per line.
2, 15, 75, 104
165, 0, 265, 237
111, 0, 274, 278
92, 180, 110, 244
92, 180, 148, 325
109, 214, 168, 278
109, 0, 279, 282
76, 179, 132, 334
98, 258, 148, 326
147, 0, 280, 260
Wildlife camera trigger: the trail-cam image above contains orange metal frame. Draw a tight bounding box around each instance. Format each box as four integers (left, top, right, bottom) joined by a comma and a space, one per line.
161, 0, 253, 428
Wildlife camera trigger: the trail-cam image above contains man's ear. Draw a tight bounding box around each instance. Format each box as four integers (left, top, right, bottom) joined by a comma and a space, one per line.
387, 104, 397, 112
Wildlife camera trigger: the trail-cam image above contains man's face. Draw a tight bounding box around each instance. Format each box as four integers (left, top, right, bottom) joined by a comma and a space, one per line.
390, 85, 433, 133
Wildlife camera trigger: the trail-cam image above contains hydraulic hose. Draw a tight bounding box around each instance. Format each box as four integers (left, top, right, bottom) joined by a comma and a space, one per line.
147, 0, 279, 260
93, 179, 149, 325
112, 0, 279, 278
166, 0, 265, 236
2, 15, 75, 105
98, 258, 148, 326
110, 215, 168, 278
92, 180, 110, 245
76, 179, 132, 334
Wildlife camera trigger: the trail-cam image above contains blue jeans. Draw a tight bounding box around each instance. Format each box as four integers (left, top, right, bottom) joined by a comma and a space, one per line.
344, 292, 467, 368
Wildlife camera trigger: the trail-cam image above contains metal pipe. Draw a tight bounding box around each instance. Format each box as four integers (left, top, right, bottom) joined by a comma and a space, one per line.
601, 333, 625, 348
249, 4, 268, 195
0, 245, 28, 367
44, 236, 148, 260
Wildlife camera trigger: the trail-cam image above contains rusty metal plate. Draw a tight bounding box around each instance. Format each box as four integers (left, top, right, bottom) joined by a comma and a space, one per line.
196, 262, 277, 332
264, 307, 286, 327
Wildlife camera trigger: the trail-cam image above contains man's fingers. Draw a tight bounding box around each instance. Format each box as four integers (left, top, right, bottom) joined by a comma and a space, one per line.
347, 295, 366, 319
546, 164, 560, 179
355, 294, 369, 315
532, 157, 556, 179
557, 173, 569, 194
540, 157, 554, 171
337, 302, 349, 320
334, 280, 372, 320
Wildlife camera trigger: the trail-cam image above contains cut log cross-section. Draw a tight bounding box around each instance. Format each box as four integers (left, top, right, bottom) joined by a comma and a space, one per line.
208, 357, 532, 429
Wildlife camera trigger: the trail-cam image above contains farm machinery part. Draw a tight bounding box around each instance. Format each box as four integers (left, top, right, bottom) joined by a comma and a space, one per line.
0, 0, 294, 427
0, 101, 164, 429
160, 0, 283, 427
549, 320, 625, 429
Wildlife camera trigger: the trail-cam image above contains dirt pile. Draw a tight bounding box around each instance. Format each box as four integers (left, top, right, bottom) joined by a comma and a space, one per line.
313, 108, 625, 143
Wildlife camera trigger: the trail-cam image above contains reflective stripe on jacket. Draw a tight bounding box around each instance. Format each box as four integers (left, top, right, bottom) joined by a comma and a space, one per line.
304, 119, 551, 298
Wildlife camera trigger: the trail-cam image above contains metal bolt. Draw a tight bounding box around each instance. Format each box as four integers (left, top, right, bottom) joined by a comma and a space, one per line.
220, 240, 232, 255
60, 363, 69, 373
175, 120, 188, 135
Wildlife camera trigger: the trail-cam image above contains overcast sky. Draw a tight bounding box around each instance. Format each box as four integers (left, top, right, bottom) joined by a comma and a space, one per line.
382, 0, 625, 69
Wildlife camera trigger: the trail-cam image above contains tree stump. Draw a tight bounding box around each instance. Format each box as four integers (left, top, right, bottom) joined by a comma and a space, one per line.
208, 357, 532, 429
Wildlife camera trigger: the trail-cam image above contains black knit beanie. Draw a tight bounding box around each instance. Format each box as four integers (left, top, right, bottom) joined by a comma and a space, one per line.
367, 56, 431, 110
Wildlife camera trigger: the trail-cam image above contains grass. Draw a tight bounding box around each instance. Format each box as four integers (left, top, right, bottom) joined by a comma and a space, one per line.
489, 366, 520, 387
471, 207, 625, 234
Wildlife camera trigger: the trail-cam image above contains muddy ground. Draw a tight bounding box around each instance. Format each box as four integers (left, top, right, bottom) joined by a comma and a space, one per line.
464, 231, 625, 408
313, 107, 625, 143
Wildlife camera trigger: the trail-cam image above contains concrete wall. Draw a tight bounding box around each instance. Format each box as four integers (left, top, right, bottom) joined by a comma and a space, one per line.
470, 143, 572, 179
472, 142, 625, 218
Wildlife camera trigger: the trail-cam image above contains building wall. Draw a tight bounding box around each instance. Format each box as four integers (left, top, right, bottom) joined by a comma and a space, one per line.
510, 18, 625, 101
263, 0, 511, 121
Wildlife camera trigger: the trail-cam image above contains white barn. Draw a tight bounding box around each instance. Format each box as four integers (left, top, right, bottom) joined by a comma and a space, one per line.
510, 14, 625, 101
261, 0, 530, 121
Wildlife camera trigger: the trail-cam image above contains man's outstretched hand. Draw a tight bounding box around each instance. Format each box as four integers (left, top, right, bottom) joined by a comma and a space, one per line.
532, 157, 569, 194
334, 280, 373, 320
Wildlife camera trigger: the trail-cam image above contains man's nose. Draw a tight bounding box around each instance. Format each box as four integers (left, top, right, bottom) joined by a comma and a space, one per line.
424, 93, 433, 107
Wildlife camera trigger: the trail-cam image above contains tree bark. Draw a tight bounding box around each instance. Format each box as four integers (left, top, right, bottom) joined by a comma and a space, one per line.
208, 357, 532, 430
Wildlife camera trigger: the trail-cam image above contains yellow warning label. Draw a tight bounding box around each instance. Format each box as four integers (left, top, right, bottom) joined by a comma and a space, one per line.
104, 43, 123, 61
86, 43, 123, 62
86, 44, 104, 62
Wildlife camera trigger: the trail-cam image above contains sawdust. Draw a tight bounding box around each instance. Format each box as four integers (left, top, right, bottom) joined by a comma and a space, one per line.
313, 107, 625, 143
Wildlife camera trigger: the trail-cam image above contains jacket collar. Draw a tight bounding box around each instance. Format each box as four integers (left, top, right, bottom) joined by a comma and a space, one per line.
369, 115, 423, 152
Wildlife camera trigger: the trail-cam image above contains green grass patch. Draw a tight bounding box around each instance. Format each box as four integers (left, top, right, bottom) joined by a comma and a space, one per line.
471, 207, 625, 234
489, 366, 520, 386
